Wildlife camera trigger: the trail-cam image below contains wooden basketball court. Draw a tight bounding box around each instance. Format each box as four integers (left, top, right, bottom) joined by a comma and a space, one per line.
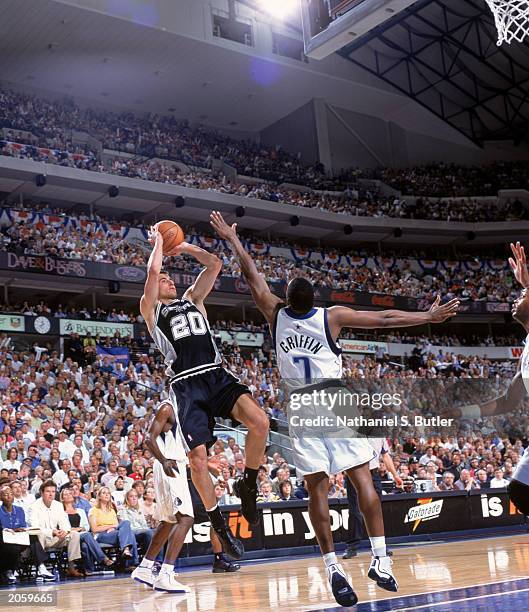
7, 533, 529, 611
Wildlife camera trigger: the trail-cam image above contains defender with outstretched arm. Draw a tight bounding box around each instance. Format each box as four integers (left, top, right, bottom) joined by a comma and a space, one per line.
210, 210, 459, 607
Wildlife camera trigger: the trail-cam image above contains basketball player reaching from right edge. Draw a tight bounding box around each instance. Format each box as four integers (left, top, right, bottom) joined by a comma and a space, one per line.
211, 211, 459, 607
140, 228, 269, 562
450, 242, 529, 516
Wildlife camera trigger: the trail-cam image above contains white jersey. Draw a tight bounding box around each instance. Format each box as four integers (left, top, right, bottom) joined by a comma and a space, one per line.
513, 335, 529, 485
368, 438, 389, 471
521, 333, 529, 383
274, 306, 342, 385
156, 426, 188, 464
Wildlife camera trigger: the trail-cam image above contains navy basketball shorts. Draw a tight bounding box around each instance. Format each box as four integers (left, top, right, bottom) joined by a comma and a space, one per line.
170, 367, 250, 451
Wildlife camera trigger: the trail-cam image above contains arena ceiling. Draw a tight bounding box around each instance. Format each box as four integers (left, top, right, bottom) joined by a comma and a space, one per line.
338, 0, 529, 145
0, 0, 470, 144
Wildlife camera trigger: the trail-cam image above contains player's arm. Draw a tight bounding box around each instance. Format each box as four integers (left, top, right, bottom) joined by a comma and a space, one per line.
327, 295, 459, 337
455, 364, 526, 419
144, 403, 178, 478
209, 210, 282, 325
180, 243, 222, 307
382, 453, 403, 488
140, 227, 163, 330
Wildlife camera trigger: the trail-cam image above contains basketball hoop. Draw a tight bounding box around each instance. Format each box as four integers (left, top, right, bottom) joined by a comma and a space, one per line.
484, 0, 529, 45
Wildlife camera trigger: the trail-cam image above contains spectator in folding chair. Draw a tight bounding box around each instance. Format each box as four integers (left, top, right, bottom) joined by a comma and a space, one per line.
88, 486, 138, 568
118, 488, 160, 560
0, 483, 55, 583
60, 487, 114, 574
27, 480, 84, 578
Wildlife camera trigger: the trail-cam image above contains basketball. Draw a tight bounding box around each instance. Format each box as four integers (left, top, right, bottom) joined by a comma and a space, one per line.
154, 220, 184, 255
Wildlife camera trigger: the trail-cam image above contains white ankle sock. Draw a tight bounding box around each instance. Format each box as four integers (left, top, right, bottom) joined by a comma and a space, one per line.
160, 563, 174, 575
323, 552, 338, 568
140, 558, 154, 569
370, 536, 386, 558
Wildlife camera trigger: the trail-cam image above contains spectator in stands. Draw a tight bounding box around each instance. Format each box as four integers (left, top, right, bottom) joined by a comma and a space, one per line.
438, 472, 456, 491
111, 477, 127, 506
278, 481, 294, 501
28, 480, 83, 577
60, 487, 114, 573
18, 480, 36, 507
475, 469, 490, 489
0, 483, 53, 583
257, 481, 279, 503
88, 486, 138, 567
117, 488, 155, 557
72, 483, 92, 514
271, 467, 291, 495
490, 468, 510, 488
454, 469, 479, 491
4, 447, 21, 471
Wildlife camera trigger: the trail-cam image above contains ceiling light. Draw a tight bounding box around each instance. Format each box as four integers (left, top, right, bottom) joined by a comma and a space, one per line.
259, 0, 299, 20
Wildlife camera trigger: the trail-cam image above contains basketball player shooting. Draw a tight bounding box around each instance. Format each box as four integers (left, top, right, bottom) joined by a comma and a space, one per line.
140, 227, 269, 561
210, 210, 459, 607
449, 241, 529, 516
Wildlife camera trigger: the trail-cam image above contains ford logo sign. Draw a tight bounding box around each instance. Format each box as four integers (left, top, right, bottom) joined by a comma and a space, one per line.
115, 267, 146, 282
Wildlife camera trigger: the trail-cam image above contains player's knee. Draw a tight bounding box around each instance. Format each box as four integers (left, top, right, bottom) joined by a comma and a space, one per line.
188, 449, 208, 474
179, 514, 194, 530
252, 410, 270, 438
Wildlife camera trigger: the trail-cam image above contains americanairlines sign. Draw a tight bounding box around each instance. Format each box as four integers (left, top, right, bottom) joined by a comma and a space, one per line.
340, 339, 389, 354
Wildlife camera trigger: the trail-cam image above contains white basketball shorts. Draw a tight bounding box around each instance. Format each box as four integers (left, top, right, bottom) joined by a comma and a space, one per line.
153, 459, 194, 522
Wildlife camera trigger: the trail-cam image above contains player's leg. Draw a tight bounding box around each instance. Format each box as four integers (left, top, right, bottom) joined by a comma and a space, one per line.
172, 377, 244, 560
345, 463, 397, 592
230, 393, 269, 525
187, 471, 240, 573
343, 477, 362, 559
132, 521, 174, 586
188, 444, 243, 560
154, 513, 194, 593
305, 472, 357, 607
210, 528, 241, 573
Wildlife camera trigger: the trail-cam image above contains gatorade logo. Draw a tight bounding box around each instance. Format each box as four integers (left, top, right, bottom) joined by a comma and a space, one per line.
404, 498, 443, 532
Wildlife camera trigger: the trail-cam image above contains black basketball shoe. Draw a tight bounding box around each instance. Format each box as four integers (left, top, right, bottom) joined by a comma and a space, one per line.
233, 478, 260, 526
212, 554, 241, 573
213, 524, 244, 560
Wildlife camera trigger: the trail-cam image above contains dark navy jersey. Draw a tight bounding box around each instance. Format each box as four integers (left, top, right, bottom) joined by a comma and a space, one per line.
151, 298, 222, 380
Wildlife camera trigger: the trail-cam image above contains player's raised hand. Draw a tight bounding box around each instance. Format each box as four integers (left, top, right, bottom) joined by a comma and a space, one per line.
148, 225, 161, 246
428, 295, 460, 323
210, 210, 238, 241
509, 241, 529, 288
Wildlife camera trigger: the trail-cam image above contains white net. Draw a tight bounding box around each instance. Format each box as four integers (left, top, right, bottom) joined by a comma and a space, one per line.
485, 0, 529, 45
